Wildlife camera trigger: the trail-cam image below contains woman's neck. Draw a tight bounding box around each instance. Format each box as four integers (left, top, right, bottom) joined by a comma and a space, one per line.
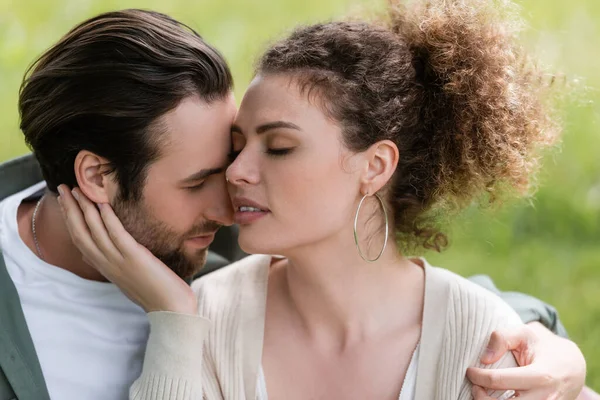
276, 235, 425, 351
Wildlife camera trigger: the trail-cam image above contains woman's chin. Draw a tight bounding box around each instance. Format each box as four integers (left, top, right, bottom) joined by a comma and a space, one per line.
238, 231, 281, 256
238, 240, 270, 255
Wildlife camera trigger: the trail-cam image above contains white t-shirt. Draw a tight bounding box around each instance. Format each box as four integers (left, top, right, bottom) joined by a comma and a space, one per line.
0, 182, 150, 400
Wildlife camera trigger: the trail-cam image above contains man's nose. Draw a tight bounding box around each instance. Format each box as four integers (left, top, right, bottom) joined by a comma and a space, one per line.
207, 177, 234, 227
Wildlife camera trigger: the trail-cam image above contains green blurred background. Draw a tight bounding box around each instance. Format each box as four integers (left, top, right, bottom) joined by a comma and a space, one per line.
1, 0, 599, 389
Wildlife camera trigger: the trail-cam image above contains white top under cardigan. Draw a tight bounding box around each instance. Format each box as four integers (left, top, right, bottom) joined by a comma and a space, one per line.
130, 255, 521, 400
256, 344, 420, 399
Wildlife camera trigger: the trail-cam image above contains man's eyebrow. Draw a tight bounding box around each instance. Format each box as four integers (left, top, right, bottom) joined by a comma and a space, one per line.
230, 121, 302, 135
179, 167, 224, 184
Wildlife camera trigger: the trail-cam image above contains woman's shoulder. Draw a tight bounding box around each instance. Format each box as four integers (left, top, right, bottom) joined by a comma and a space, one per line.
192, 254, 269, 288
418, 261, 521, 399
189, 256, 270, 398
192, 254, 271, 301
425, 262, 521, 327
192, 255, 271, 320
421, 261, 522, 366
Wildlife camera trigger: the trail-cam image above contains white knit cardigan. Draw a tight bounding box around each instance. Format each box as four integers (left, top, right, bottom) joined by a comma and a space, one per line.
130, 255, 520, 400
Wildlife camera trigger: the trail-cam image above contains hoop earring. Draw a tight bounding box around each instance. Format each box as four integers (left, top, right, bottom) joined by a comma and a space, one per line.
353, 193, 389, 263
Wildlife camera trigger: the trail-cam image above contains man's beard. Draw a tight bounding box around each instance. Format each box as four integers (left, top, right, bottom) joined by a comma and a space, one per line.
112, 196, 221, 280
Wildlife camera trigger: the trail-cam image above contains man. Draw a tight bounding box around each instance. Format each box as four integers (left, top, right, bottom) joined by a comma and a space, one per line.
0, 10, 235, 400
0, 9, 591, 400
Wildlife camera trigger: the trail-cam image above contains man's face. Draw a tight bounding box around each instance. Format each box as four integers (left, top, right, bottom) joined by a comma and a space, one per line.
112, 94, 237, 280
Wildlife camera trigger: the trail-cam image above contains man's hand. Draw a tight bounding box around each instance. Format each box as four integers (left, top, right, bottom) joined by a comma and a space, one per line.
467, 322, 587, 399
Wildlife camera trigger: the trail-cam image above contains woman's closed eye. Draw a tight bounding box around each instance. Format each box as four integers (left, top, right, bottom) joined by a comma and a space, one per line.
264, 132, 298, 158
266, 147, 294, 157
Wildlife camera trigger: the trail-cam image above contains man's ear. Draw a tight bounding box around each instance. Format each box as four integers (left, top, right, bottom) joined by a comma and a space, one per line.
73, 151, 117, 204
359, 140, 399, 195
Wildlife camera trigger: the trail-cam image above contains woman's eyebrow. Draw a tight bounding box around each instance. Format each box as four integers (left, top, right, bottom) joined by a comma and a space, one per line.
255, 121, 302, 134
231, 121, 302, 136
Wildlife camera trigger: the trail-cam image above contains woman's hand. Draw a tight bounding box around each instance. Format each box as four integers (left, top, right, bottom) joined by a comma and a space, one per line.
467, 322, 588, 400
57, 185, 197, 315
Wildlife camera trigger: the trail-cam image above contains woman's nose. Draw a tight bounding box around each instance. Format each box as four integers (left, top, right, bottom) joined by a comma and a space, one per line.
225, 148, 259, 186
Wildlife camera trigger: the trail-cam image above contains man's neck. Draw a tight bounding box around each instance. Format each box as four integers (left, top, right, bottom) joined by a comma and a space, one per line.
17, 193, 108, 282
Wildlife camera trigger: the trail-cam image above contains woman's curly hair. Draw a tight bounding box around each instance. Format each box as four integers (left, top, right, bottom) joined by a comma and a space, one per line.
258, 0, 560, 253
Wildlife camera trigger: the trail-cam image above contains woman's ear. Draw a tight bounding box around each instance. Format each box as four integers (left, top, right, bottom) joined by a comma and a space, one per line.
73, 151, 116, 203
359, 140, 399, 195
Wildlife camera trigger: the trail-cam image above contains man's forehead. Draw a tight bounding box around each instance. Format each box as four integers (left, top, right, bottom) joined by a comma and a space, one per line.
151, 95, 236, 176
163, 94, 234, 133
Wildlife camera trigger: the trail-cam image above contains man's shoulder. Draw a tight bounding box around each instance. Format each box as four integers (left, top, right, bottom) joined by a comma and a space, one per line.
0, 154, 44, 203
0, 154, 46, 248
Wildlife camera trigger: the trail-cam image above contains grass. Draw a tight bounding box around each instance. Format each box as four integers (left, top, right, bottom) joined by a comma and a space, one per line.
1, 0, 599, 390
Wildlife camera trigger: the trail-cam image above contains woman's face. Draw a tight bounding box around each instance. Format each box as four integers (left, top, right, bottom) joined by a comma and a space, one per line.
226, 74, 365, 255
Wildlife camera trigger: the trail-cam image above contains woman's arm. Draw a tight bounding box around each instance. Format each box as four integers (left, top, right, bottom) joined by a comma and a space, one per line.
130, 312, 210, 400
58, 186, 216, 400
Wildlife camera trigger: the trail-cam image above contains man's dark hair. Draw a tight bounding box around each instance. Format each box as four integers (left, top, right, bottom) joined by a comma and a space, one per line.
19, 9, 233, 200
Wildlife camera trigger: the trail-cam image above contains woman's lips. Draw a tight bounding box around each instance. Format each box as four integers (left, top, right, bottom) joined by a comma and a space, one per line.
232, 196, 270, 225
234, 209, 269, 225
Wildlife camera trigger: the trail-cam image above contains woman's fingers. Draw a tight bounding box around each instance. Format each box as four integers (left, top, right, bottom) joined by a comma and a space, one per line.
57, 185, 198, 314
97, 202, 144, 259
70, 188, 123, 265
57, 185, 110, 269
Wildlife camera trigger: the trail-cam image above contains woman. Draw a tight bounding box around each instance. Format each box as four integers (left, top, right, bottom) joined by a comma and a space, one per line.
58, 0, 584, 399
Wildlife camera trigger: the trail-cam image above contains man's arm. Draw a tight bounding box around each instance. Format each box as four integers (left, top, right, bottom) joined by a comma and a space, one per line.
467, 275, 594, 399
467, 322, 588, 399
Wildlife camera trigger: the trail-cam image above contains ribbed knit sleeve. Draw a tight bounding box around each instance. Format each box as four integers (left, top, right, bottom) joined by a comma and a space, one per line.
440, 276, 522, 400
129, 312, 211, 400
127, 255, 270, 400
193, 255, 270, 400
194, 266, 246, 399
125, 255, 271, 400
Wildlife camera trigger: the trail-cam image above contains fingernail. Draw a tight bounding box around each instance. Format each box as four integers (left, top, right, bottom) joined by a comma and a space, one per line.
57, 185, 64, 196
97, 203, 104, 210
71, 189, 79, 201
484, 347, 495, 361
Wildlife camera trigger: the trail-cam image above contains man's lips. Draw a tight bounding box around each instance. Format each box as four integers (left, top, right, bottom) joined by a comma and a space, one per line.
186, 232, 217, 248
